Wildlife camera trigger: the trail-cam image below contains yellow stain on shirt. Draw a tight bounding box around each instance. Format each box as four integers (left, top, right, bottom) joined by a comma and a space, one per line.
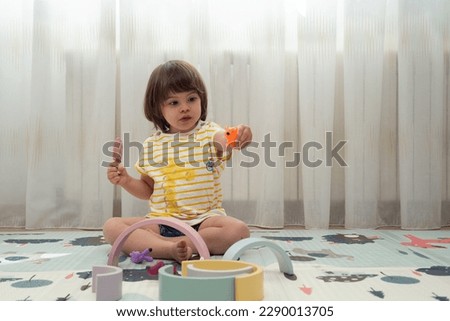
160, 157, 198, 212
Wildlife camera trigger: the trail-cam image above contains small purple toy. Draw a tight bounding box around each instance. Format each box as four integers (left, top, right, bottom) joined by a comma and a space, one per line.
130, 248, 153, 264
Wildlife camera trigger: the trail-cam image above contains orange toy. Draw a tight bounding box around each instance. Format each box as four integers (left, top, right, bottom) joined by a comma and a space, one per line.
225, 127, 238, 148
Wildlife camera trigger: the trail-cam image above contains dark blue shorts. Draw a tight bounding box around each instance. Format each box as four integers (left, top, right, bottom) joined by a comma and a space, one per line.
159, 223, 201, 237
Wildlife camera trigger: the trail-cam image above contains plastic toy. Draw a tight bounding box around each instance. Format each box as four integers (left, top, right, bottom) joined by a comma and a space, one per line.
130, 248, 153, 264
225, 126, 238, 148
147, 261, 165, 276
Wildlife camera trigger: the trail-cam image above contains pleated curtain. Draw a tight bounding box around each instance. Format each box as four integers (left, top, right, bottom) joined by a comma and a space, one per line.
0, 0, 449, 229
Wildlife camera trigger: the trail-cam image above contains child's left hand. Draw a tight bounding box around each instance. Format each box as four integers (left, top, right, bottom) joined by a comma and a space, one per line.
216, 124, 253, 152
234, 124, 252, 149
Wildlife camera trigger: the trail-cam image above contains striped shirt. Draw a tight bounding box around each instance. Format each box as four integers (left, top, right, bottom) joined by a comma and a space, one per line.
135, 121, 229, 225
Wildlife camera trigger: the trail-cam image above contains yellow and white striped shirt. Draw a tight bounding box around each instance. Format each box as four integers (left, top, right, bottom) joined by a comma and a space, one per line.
135, 122, 229, 225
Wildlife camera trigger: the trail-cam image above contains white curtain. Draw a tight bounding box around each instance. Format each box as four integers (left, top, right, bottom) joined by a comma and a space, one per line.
0, 0, 449, 230
0, 0, 116, 228
297, 0, 337, 229
343, 0, 386, 228
397, 0, 446, 229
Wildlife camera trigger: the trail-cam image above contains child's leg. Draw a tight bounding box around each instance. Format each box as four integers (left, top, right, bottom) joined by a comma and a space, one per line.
197, 216, 250, 255
102, 217, 193, 262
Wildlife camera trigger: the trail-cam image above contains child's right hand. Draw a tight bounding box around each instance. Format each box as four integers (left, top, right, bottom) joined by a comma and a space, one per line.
108, 162, 131, 186
107, 137, 130, 186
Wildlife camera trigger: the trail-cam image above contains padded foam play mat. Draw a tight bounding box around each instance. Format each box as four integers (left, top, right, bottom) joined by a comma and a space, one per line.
1, 228, 449, 301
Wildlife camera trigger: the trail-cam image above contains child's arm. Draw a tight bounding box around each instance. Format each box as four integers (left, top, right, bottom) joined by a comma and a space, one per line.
107, 137, 154, 200
119, 171, 154, 200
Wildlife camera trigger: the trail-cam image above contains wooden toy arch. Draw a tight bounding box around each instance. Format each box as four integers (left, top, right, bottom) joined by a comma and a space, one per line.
92, 265, 123, 301
159, 260, 264, 301
107, 217, 210, 266
223, 237, 296, 278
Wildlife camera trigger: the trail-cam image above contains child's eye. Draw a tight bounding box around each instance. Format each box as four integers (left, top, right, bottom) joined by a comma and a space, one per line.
188, 96, 198, 102
169, 100, 179, 106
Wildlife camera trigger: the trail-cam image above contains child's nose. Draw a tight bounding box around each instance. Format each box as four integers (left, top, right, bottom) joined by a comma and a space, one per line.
180, 102, 190, 112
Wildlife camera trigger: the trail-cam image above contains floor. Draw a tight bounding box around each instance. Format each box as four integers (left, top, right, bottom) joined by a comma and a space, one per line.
1, 228, 449, 301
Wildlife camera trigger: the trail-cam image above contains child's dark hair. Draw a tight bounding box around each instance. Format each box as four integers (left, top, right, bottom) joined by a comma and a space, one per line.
144, 60, 208, 132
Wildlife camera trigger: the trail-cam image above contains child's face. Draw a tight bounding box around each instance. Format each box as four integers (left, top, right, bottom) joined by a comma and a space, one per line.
161, 91, 202, 133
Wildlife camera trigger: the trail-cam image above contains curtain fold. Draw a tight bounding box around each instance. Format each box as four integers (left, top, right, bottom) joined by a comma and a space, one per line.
398, 0, 446, 228
297, 0, 337, 229
1, 0, 116, 228
0, 0, 449, 229
342, 0, 386, 228
0, 0, 33, 227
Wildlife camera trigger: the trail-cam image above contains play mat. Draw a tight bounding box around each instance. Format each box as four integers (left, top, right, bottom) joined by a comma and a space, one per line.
0, 228, 449, 301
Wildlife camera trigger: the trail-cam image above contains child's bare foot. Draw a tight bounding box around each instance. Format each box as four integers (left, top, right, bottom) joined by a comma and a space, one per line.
171, 240, 193, 262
